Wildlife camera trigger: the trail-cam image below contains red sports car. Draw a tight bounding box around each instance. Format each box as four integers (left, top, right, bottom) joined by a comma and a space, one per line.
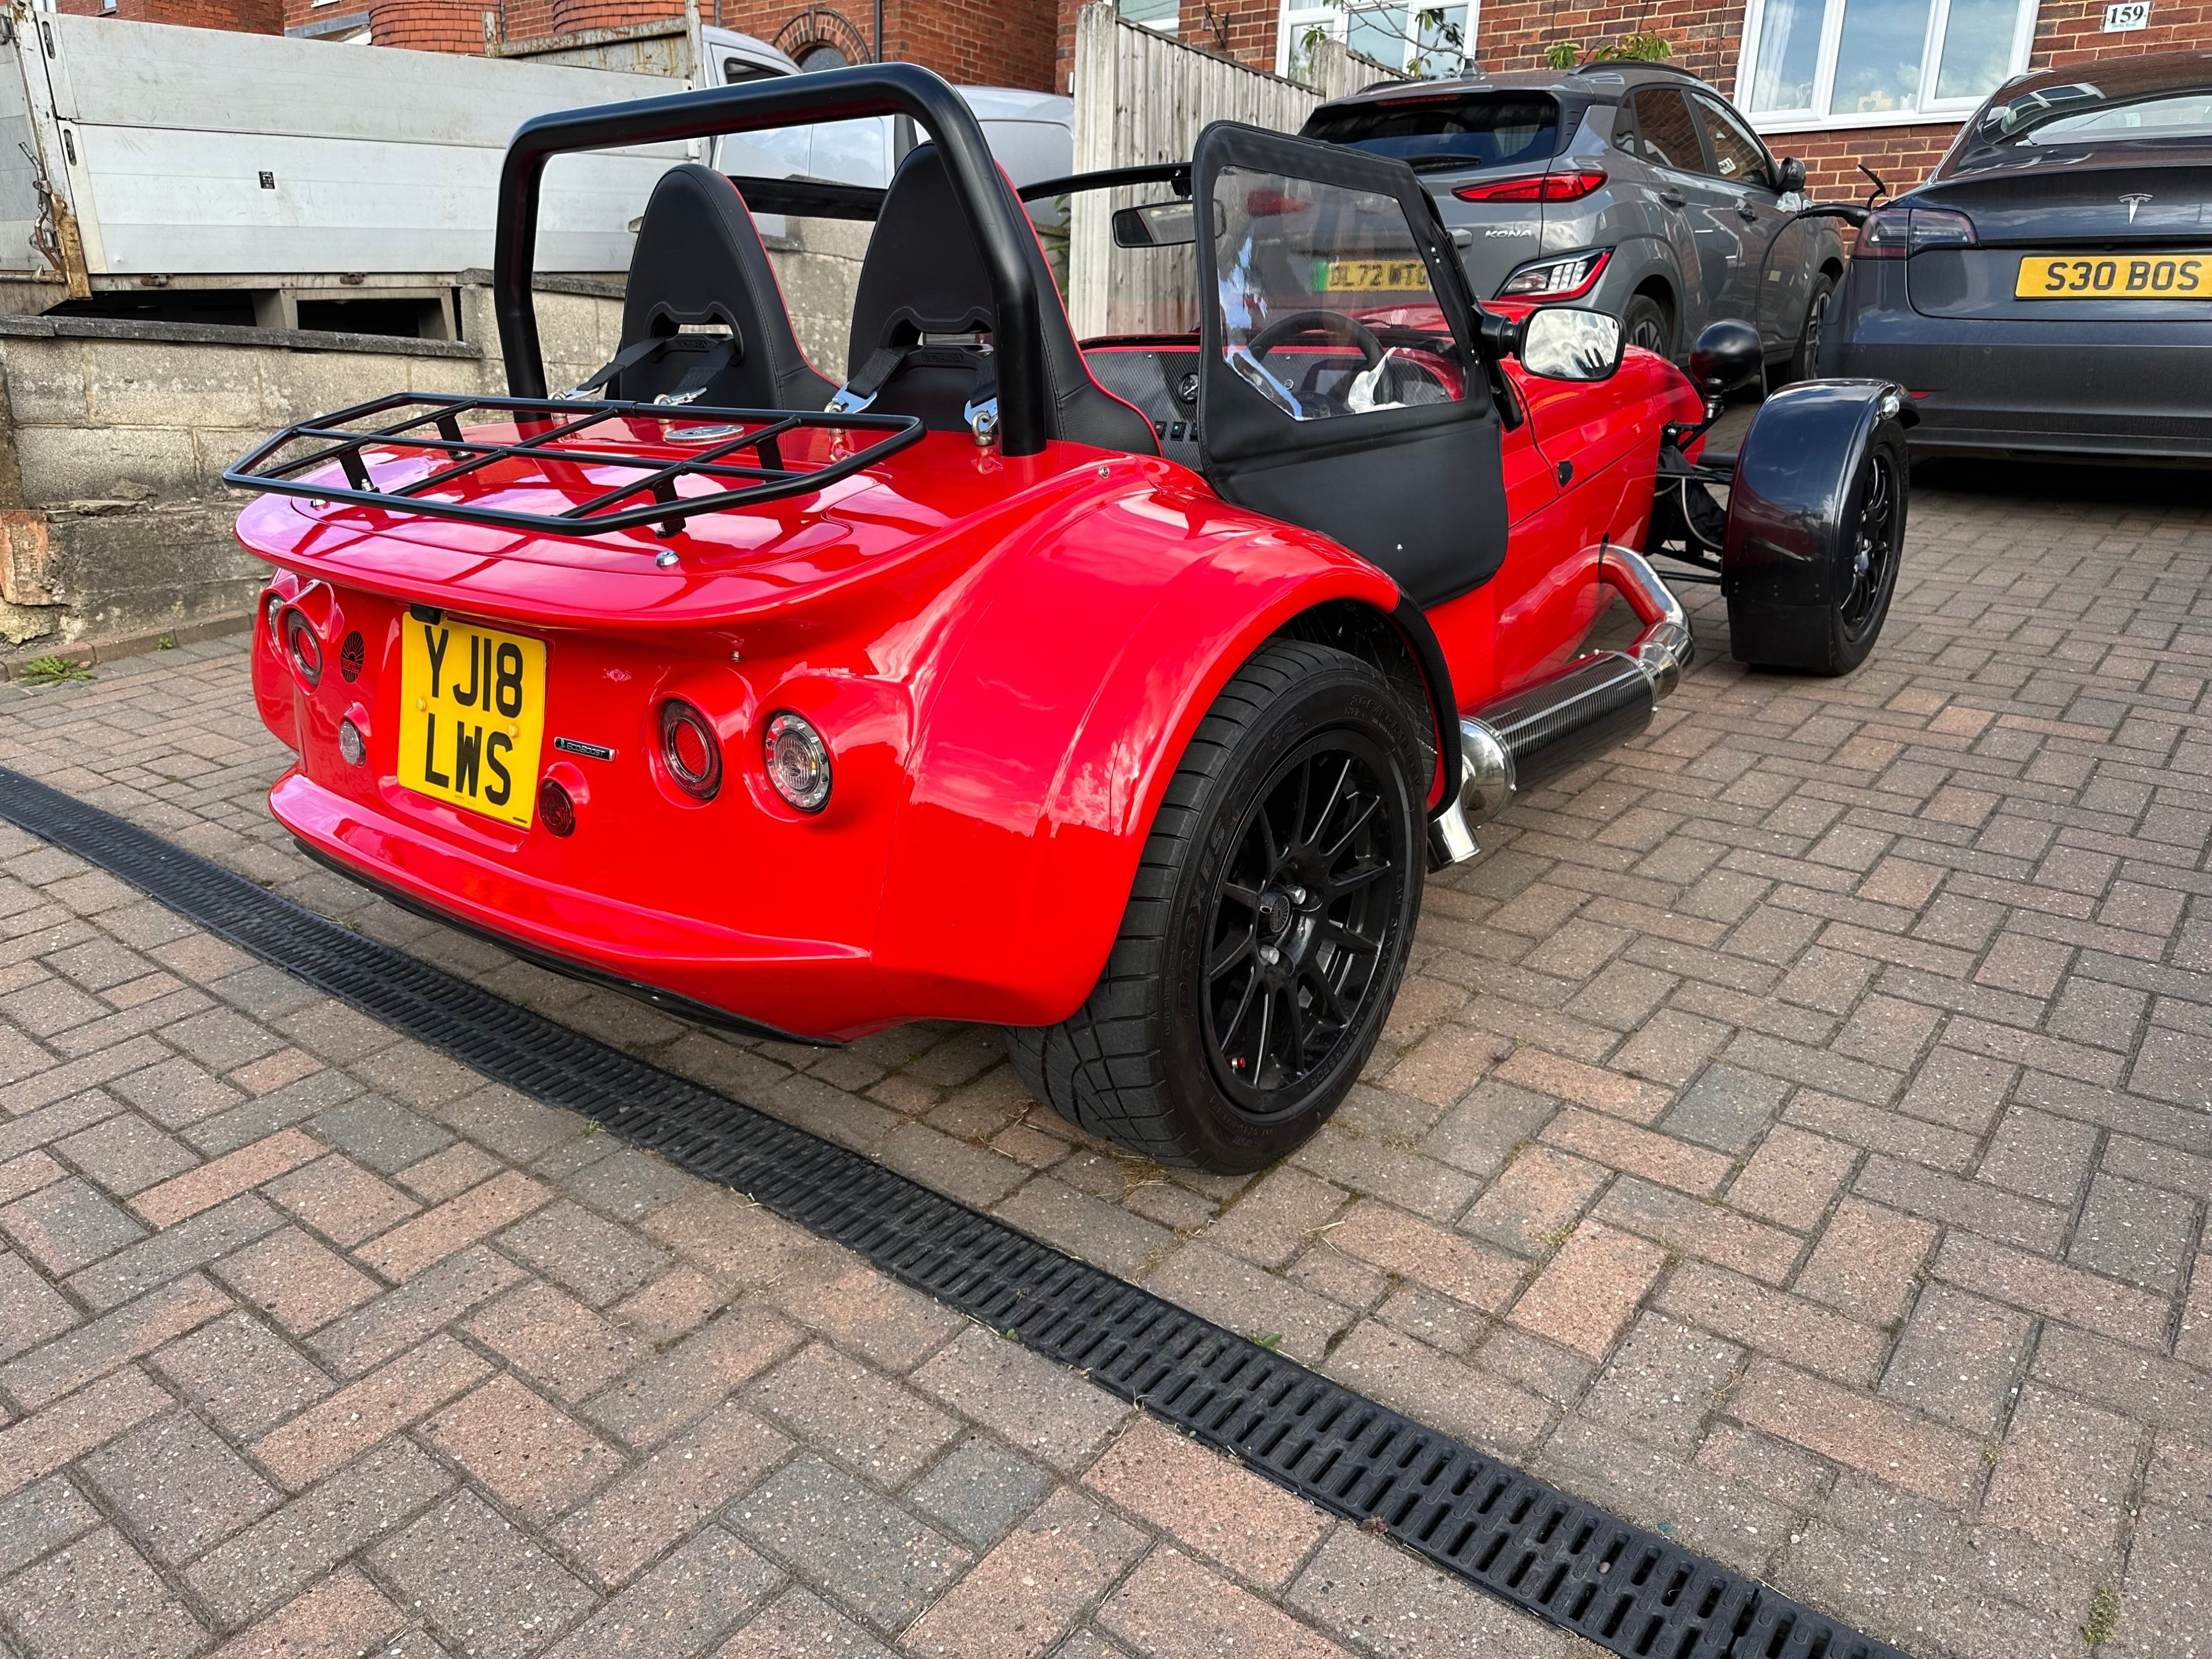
229, 67, 1910, 1173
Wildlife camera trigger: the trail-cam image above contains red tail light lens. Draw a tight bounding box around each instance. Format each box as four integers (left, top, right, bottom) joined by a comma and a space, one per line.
1857, 206, 1975, 258
538, 777, 576, 836
658, 700, 722, 801
1455, 169, 1608, 204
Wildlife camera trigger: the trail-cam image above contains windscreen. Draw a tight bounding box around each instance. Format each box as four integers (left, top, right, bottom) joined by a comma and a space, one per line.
1301, 93, 1561, 170
1212, 166, 1463, 422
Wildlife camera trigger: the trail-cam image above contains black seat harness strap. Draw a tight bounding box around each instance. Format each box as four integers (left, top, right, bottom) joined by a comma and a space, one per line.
559, 331, 741, 406
825, 345, 911, 413
827, 332, 1000, 441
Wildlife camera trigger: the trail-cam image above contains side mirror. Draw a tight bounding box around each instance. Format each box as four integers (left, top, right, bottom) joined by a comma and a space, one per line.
1516, 307, 1624, 382
1689, 319, 1762, 398
1776, 156, 1807, 192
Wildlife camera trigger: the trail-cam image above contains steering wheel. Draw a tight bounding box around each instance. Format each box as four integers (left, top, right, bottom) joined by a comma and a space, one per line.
1246, 310, 1387, 373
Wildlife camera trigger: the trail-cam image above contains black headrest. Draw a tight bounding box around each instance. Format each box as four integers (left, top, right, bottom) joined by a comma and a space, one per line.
847, 146, 1000, 367
617, 165, 833, 411
846, 146, 1159, 455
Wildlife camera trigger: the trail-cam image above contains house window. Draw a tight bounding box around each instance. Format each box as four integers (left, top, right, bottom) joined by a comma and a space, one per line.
1738, 0, 2037, 129
1120, 0, 1178, 34
1278, 3, 1473, 81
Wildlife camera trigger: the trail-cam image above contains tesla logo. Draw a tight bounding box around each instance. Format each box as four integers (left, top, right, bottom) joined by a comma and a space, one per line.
2121, 192, 2152, 221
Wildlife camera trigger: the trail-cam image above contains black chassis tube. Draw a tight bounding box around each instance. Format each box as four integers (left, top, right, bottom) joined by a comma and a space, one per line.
494, 63, 1053, 457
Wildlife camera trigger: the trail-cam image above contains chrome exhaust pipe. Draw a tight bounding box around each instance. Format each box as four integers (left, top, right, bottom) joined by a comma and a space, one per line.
1427, 546, 1691, 869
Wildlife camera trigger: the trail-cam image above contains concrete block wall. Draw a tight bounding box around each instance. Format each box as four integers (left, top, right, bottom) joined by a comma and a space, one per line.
0, 318, 495, 651
0, 232, 868, 659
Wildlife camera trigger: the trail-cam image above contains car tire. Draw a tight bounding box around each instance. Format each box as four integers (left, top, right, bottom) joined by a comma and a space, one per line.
1731, 416, 1909, 675
1006, 640, 1426, 1173
1622, 292, 1673, 358
1778, 273, 1835, 385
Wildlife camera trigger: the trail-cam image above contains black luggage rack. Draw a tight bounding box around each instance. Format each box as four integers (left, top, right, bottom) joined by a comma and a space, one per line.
224, 392, 926, 540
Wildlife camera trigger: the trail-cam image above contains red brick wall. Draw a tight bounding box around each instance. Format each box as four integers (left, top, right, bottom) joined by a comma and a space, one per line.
364, 0, 481, 47
549, 0, 670, 29
58, 0, 283, 29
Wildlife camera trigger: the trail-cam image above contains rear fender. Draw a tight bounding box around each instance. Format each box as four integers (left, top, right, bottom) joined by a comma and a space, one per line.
873, 479, 1403, 1025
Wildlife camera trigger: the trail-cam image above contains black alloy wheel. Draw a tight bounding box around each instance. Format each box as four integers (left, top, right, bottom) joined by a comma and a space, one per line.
1203, 735, 1405, 1118
1839, 444, 1901, 641
1006, 640, 1426, 1172
1622, 293, 1673, 358
1804, 415, 1909, 673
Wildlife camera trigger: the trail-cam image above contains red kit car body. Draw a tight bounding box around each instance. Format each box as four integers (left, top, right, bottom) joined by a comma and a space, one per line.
241, 357, 1694, 1041
231, 66, 1905, 1166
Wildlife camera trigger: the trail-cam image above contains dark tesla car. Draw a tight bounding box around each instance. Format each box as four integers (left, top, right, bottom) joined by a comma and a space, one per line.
1820, 51, 2212, 464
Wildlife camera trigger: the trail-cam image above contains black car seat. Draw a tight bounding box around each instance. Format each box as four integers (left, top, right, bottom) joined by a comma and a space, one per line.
572, 164, 835, 412
836, 145, 1160, 455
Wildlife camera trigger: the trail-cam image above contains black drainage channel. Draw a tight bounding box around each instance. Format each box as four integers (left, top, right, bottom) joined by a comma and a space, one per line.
0, 764, 1902, 1659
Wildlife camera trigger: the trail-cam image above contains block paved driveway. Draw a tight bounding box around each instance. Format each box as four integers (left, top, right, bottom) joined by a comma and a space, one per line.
0, 461, 2207, 1659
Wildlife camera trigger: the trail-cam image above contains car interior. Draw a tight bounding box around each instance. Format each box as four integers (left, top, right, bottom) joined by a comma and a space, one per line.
593, 122, 1511, 606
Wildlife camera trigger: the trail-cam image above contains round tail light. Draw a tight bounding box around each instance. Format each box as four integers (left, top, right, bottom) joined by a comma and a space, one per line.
283, 608, 322, 687
337, 718, 367, 767
658, 699, 722, 801
538, 777, 576, 836
764, 711, 831, 813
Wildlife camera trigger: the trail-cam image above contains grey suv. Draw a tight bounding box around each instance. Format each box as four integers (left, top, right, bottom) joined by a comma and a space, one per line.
1303, 63, 1845, 375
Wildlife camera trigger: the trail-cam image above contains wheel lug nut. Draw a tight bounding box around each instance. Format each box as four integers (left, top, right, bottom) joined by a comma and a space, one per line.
1286, 885, 1307, 904
1259, 943, 1280, 966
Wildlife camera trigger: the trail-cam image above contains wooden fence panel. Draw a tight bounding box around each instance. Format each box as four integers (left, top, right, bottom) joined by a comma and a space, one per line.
1067, 6, 1402, 338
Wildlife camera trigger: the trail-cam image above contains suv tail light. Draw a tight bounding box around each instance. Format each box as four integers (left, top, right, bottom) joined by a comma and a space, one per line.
1856, 206, 1976, 258
1496, 248, 1612, 301
1455, 169, 1608, 204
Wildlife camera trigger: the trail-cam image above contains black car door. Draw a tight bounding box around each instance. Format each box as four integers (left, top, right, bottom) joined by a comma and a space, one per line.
1192, 121, 1507, 607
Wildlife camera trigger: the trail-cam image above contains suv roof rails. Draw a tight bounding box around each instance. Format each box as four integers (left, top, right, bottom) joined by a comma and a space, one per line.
1571, 59, 1699, 80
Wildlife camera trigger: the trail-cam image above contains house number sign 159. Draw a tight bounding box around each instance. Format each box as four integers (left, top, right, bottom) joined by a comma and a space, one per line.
2103, 1, 2151, 29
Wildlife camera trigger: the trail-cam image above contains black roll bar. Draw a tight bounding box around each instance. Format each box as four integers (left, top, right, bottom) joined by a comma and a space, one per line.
494, 64, 1052, 457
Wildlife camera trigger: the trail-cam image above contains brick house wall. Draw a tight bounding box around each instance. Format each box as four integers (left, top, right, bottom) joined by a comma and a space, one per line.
58, 0, 283, 29
264, 0, 1062, 87
1054, 0, 2210, 195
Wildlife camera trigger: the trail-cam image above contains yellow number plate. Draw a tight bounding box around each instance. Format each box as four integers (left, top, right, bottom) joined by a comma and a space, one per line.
395, 618, 546, 828
1321, 258, 1429, 292
2015, 253, 2208, 299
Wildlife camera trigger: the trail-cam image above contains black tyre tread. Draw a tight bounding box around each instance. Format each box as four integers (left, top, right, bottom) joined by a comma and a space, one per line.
1006, 639, 1399, 1165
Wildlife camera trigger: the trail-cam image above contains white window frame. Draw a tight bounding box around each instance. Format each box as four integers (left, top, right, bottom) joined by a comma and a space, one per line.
1734, 0, 2039, 134
1276, 1, 1479, 81
1119, 0, 1180, 36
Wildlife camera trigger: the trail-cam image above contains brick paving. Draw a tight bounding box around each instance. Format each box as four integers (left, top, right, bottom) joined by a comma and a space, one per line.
0, 465, 2206, 1658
